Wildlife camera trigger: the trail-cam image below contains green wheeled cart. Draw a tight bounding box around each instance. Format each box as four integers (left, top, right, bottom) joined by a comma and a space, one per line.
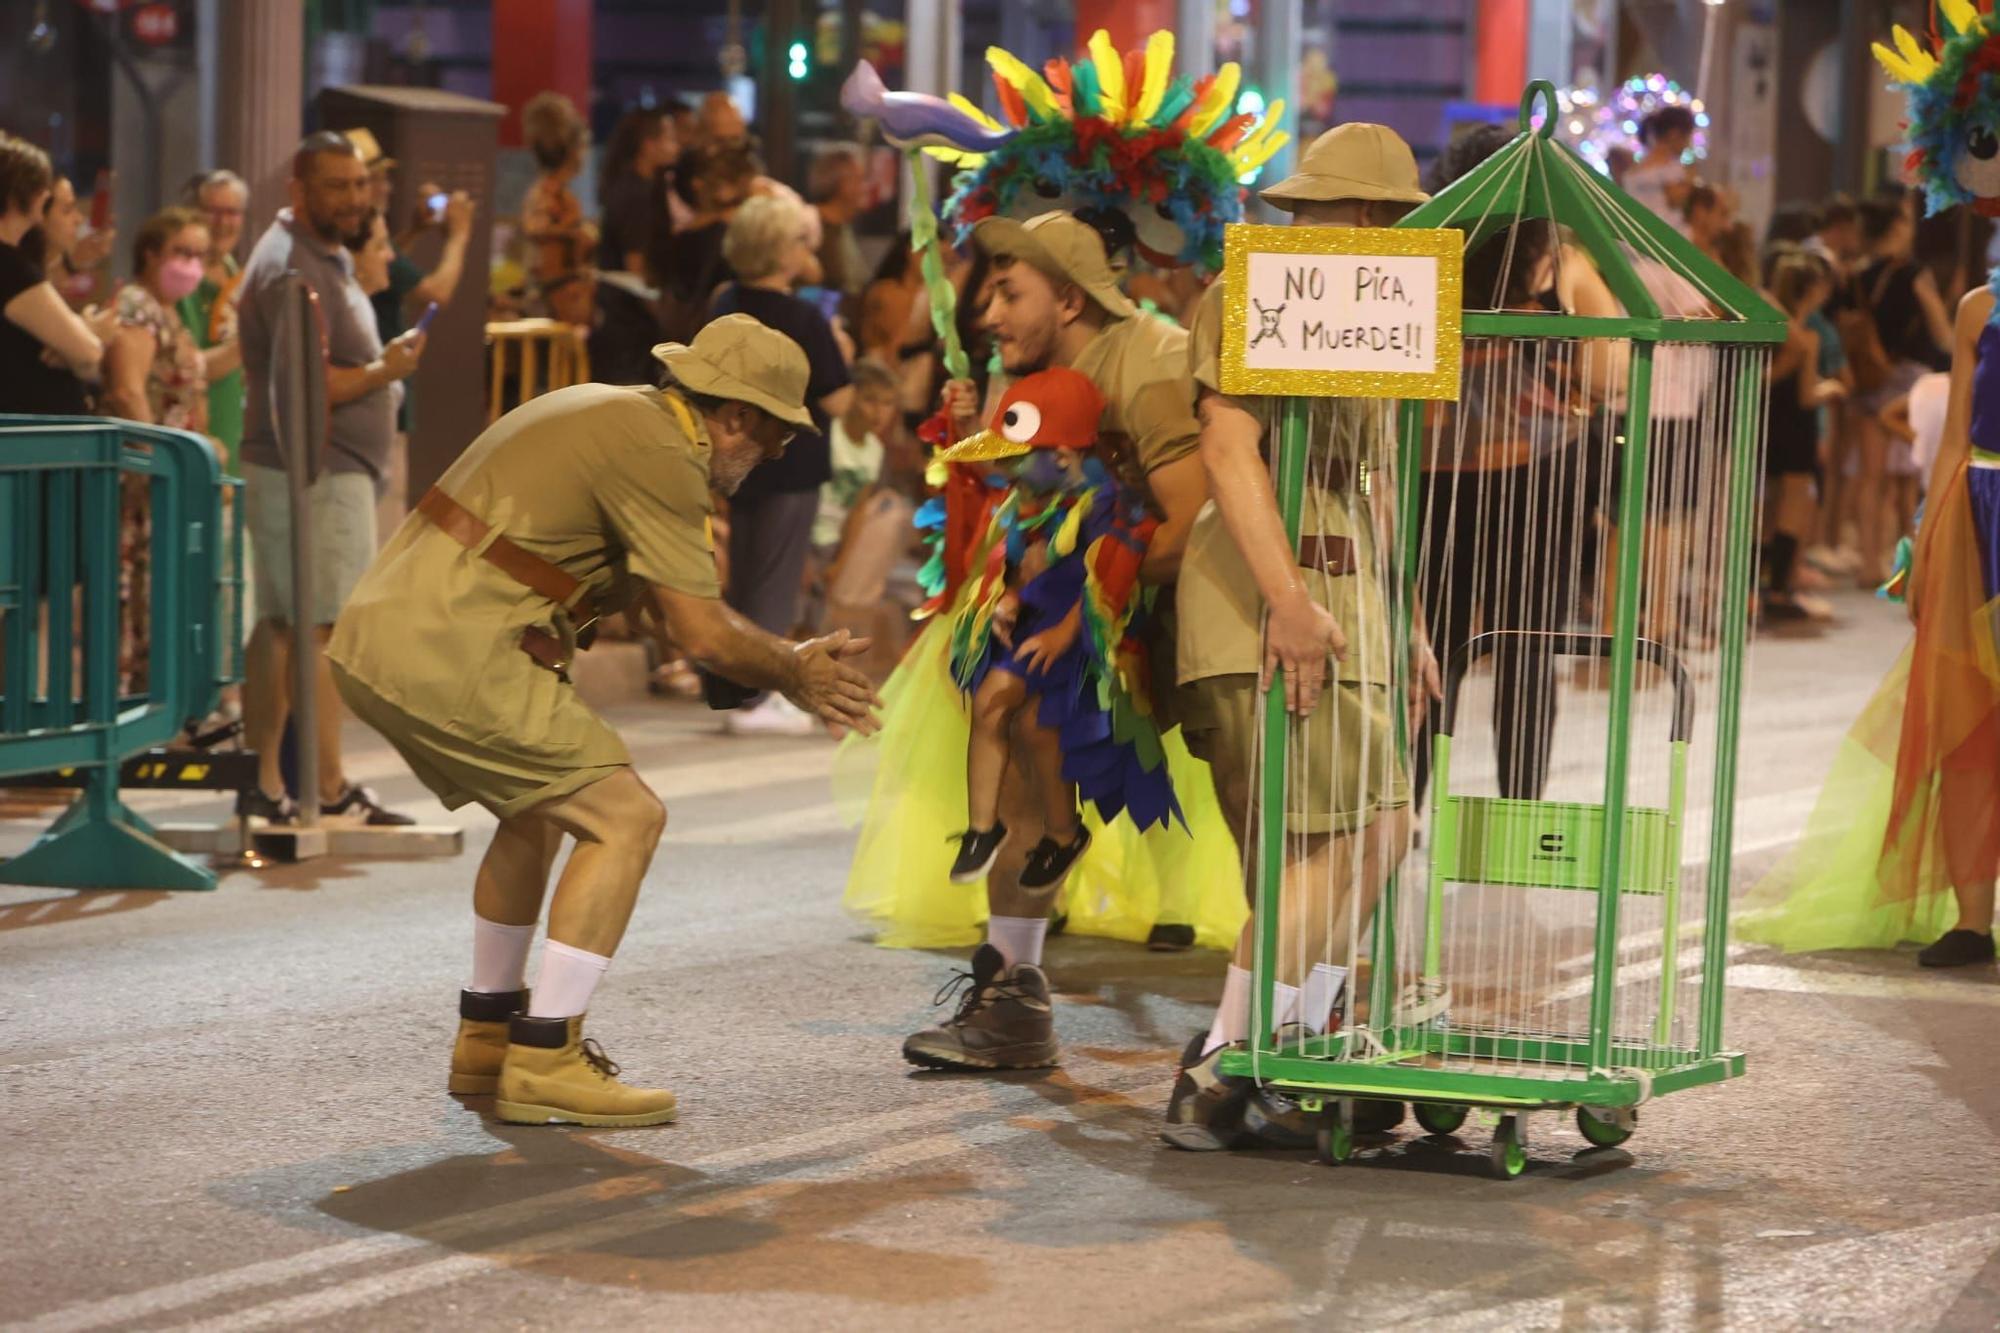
1215, 83, 1778, 1178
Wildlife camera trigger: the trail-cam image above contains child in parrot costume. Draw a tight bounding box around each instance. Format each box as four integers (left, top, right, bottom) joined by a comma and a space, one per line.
930, 369, 1182, 890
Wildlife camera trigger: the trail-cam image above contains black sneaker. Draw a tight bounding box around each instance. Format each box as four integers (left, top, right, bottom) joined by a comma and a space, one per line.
323, 783, 416, 826
235, 786, 297, 824
1147, 923, 1196, 952
949, 823, 1008, 884
902, 943, 1060, 1070
1019, 826, 1090, 889
1918, 929, 1997, 968
1160, 1033, 1251, 1151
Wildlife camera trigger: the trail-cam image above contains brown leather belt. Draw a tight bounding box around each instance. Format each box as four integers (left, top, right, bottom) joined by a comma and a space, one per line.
416, 485, 597, 675
1298, 534, 1359, 577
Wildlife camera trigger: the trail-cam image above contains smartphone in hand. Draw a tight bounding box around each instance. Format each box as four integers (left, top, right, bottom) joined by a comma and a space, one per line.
414, 301, 440, 334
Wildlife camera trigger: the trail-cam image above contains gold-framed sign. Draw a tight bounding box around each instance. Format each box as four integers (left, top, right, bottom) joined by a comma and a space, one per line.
1220, 223, 1464, 401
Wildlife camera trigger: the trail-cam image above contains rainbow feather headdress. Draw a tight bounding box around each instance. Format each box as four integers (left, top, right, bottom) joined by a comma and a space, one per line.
1875, 0, 2000, 217
933, 31, 1289, 272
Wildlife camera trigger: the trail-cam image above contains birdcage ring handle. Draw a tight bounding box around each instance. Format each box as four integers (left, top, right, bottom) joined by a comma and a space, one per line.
1520, 80, 1559, 140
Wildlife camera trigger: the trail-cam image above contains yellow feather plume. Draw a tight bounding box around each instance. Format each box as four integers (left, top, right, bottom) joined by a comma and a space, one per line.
1189, 63, 1240, 138
987, 46, 1060, 120
1087, 29, 1127, 123
1234, 116, 1291, 176
948, 91, 1004, 132
1874, 26, 1938, 84
1941, 0, 1980, 35
1132, 30, 1174, 126
1232, 98, 1286, 160
1051, 489, 1095, 560
922, 145, 988, 168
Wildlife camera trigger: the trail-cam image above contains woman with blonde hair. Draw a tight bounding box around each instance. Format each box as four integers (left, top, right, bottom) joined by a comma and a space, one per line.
706, 193, 856, 735
103, 205, 211, 432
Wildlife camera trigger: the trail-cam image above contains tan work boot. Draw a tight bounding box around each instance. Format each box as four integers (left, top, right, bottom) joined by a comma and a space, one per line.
494, 1015, 678, 1127
448, 988, 529, 1095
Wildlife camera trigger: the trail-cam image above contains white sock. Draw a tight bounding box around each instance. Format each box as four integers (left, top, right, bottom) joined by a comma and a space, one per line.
1202, 964, 1252, 1056
1302, 963, 1349, 1035
1272, 982, 1302, 1035
528, 940, 611, 1018
986, 915, 1048, 970
470, 915, 535, 994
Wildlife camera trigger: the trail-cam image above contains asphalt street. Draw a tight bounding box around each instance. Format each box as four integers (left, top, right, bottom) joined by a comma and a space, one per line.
5, 589, 1998, 1331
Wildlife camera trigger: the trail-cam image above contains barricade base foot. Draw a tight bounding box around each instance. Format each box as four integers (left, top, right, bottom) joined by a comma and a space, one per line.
0, 800, 215, 891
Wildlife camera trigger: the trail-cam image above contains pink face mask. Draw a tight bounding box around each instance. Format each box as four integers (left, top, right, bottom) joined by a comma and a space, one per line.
157, 256, 204, 302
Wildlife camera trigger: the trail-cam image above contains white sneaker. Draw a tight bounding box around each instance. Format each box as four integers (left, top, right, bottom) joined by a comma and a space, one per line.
723, 693, 819, 737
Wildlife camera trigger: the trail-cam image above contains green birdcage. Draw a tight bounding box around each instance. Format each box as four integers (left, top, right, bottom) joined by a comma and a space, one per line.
1218, 83, 1787, 1177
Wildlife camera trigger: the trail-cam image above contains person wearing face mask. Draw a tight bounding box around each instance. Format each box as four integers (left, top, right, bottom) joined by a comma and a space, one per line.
326, 314, 880, 1126
178, 169, 249, 473
102, 205, 211, 433
0, 132, 117, 414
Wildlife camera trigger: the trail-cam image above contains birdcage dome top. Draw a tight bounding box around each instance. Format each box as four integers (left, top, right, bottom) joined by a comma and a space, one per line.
1399, 82, 1786, 346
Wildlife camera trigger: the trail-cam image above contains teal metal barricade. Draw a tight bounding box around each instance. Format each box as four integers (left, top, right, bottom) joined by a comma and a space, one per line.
0, 415, 244, 890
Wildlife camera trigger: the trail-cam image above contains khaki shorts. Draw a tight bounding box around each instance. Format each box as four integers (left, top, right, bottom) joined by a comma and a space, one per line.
330, 660, 624, 821
1180, 672, 1408, 836
244, 463, 377, 627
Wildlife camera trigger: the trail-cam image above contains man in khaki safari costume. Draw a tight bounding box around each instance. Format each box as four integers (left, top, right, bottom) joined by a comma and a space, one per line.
1163, 125, 1445, 1149
329, 314, 880, 1127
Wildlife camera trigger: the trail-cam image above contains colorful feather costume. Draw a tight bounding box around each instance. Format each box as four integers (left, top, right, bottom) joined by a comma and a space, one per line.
834, 373, 1245, 947
930, 370, 1182, 831
844, 30, 1289, 273
1742, 5, 2000, 952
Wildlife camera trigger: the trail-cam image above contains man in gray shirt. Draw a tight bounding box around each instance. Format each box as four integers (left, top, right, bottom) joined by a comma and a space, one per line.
237, 130, 426, 825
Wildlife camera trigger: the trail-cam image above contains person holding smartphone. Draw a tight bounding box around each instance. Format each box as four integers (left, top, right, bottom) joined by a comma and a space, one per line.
348, 128, 476, 348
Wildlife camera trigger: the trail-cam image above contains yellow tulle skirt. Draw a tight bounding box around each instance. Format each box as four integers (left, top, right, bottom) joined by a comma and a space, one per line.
833, 618, 1249, 950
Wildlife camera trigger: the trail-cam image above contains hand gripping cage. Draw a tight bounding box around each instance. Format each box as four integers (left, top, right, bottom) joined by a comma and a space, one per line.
1216, 84, 1786, 1177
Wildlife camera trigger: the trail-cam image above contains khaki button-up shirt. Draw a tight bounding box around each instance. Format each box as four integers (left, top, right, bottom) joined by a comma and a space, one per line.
1177, 282, 1395, 688
329, 384, 720, 766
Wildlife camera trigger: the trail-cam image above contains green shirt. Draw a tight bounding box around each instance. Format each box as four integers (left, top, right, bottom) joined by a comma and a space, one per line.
176, 256, 242, 472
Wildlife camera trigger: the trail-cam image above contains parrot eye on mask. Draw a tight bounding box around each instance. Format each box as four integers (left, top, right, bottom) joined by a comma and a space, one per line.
1876, 4, 2000, 219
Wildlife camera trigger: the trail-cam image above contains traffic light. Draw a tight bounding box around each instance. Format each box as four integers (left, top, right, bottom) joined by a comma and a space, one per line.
787, 40, 809, 80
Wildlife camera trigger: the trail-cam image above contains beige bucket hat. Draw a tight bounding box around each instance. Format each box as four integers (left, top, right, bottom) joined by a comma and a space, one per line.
344, 127, 395, 171
970, 211, 1138, 319
1260, 123, 1430, 211
652, 314, 814, 430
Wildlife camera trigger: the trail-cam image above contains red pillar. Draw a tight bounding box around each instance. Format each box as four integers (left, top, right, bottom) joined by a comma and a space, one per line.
1073, 0, 1177, 55
1474, 0, 1530, 106
492, 0, 593, 148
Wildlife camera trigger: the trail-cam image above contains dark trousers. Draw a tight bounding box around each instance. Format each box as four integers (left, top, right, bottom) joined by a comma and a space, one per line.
1414, 449, 1584, 805
726, 488, 819, 635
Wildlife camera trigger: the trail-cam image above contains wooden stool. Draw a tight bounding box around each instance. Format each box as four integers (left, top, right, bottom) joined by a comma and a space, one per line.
485, 318, 592, 423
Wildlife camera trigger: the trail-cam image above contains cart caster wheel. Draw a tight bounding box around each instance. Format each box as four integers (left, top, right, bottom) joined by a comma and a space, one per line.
1316, 1104, 1356, 1165
1414, 1103, 1468, 1136
1489, 1116, 1527, 1179
1575, 1105, 1636, 1148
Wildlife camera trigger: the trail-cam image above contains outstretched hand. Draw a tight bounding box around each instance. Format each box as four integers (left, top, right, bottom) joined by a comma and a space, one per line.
787, 630, 883, 735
